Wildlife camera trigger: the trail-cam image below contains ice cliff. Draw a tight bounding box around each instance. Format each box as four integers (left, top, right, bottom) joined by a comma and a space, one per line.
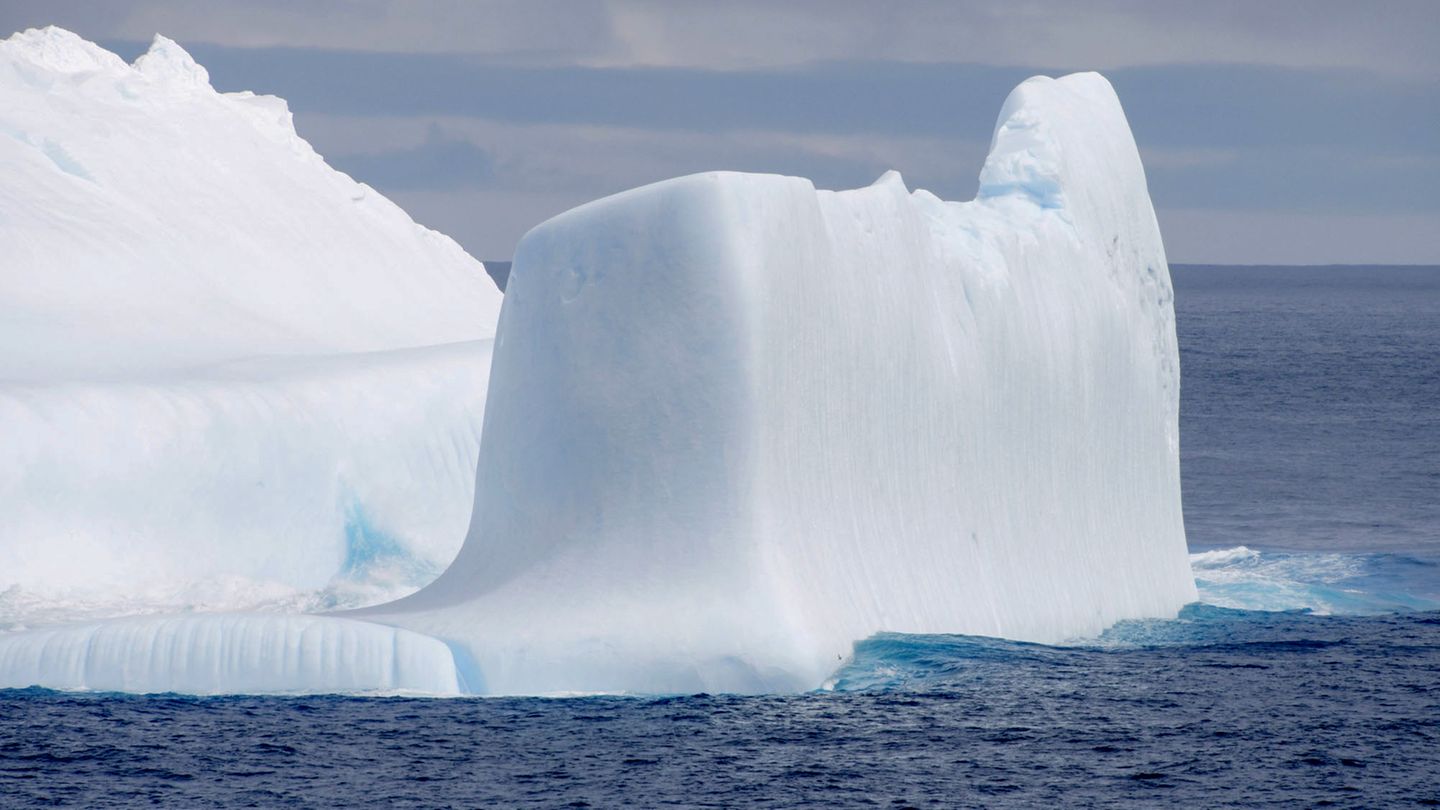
369, 71, 1196, 694
0, 44, 1195, 694
0, 28, 502, 621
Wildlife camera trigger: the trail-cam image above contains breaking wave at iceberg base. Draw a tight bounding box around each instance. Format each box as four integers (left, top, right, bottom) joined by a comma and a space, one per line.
1189, 546, 1440, 614
829, 546, 1440, 692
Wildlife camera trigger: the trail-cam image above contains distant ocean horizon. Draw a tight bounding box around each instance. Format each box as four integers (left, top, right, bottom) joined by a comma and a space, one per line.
4, 264, 1438, 807
483, 259, 1440, 290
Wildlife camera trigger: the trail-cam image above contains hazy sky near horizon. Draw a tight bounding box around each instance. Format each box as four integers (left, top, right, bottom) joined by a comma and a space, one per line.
5, 0, 1437, 264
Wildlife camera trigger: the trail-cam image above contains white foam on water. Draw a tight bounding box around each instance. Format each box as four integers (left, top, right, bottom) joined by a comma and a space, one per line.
1191, 546, 1440, 614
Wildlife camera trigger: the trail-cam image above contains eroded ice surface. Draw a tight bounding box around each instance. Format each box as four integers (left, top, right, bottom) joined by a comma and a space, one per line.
1, 66, 1194, 696
0, 343, 491, 627
0, 614, 460, 695
0, 26, 499, 378
367, 71, 1195, 695
0, 28, 501, 620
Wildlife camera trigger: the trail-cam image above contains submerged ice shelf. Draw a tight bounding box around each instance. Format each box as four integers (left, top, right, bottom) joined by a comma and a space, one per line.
0, 27, 503, 616
3, 66, 1194, 696
0, 614, 461, 696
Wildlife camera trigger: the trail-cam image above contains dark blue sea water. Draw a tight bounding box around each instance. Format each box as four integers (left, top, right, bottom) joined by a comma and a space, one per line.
1176, 265, 1439, 558
3, 265, 1438, 807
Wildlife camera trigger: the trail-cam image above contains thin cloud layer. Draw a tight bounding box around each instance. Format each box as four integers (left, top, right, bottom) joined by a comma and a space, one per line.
2, 1, 1436, 262
8, 0, 1437, 76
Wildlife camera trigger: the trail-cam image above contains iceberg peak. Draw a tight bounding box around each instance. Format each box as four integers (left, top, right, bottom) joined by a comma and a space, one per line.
133, 33, 210, 89
0, 27, 502, 378
0, 25, 128, 75
869, 168, 908, 191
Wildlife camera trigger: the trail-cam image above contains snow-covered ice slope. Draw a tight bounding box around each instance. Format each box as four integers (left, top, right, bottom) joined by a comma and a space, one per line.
0, 28, 501, 620
0, 343, 491, 627
0, 27, 500, 378
0, 70, 1193, 697
368, 71, 1196, 695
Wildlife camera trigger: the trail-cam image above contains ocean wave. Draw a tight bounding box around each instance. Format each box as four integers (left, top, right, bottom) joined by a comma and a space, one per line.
827, 604, 1440, 692
826, 547, 1440, 692
1189, 546, 1440, 614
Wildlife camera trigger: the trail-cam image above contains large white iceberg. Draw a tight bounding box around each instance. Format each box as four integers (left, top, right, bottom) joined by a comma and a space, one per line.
0, 62, 1195, 695
368, 71, 1196, 694
0, 28, 502, 621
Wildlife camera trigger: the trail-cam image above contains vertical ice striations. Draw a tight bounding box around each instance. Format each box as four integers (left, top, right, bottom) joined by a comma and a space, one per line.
0, 615, 461, 695
745, 74, 1191, 669
370, 71, 1195, 694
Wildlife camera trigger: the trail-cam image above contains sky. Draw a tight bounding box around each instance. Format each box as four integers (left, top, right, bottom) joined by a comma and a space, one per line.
4, 0, 1437, 264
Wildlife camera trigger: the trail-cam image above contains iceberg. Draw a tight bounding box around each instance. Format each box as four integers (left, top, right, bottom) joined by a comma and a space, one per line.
0, 27, 499, 377
0, 28, 502, 621
0, 56, 1195, 695
367, 71, 1196, 694
0, 343, 491, 625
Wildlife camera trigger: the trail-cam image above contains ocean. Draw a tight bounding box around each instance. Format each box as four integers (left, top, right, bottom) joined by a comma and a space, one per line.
3, 265, 1438, 807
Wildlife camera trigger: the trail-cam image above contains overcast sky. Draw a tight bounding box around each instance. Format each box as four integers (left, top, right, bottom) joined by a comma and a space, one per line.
5, 0, 1438, 264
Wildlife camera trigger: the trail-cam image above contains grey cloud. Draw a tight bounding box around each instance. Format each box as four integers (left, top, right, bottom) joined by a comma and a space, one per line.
104, 42, 1439, 159
1146, 149, 1440, 214
11, 1, 1439, 76
6, 7, 1437, 262
330, 125, 497, 191
136, 42, 1439, 218
0, 0, 132, 37
312, 116, 956, 199
1156, 208, 1440, 265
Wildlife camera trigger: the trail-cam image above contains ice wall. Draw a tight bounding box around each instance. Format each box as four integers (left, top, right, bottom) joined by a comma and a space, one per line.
370, 72, 1196, 694
0, 28, 501, 620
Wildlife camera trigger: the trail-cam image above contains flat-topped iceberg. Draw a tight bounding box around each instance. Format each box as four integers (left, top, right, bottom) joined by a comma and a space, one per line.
0, 62, 1195, 695
0, 28, 502, 621
368, 71, 1195, 694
